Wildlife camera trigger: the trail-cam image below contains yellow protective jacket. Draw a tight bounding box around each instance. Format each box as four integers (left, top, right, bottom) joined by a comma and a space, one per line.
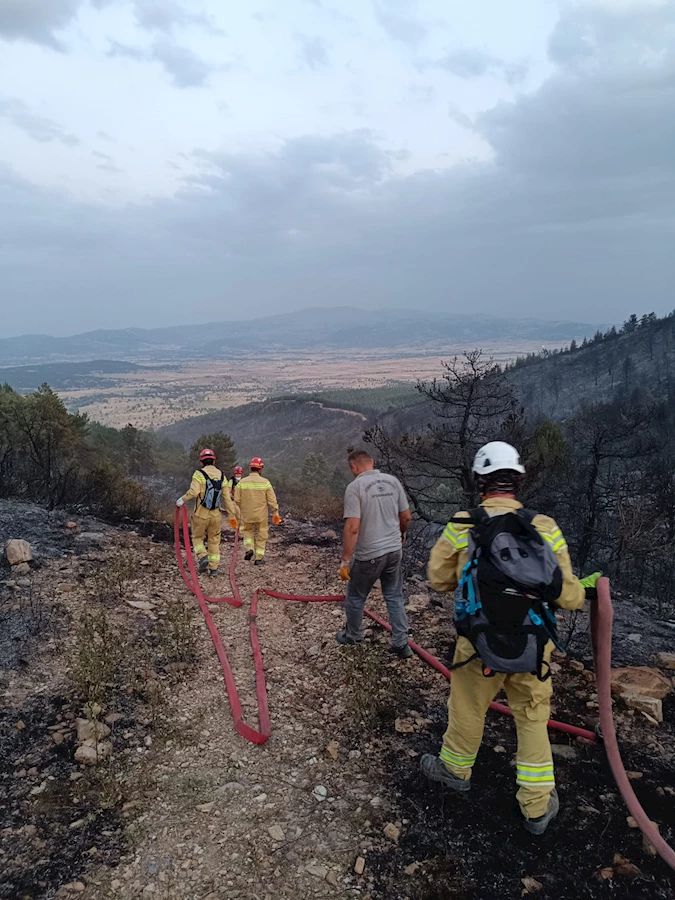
234, 472, 279, 524
181, 465, 236, 519
428, 497, 585, 611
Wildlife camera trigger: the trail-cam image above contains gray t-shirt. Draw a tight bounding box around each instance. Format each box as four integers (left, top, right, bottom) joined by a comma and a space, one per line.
343, 469, 409, 561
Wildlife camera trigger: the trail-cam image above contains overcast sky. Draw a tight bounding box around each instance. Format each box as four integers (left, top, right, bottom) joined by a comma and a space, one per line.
1, 0, 673, 337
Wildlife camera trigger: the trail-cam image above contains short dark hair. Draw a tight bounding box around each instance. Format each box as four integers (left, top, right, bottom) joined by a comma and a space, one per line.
347, 449, 372, 465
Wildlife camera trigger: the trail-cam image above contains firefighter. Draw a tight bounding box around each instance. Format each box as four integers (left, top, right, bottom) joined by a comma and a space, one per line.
229, 465, 244, 499
233, 457, 281, 565
176, 448, 238, 576
420, 441, 601, 834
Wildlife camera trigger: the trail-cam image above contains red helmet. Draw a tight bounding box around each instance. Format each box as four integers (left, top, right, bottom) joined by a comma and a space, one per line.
199, 448, 216, 463
250, 457, 264, 469
233, 466, 243, 476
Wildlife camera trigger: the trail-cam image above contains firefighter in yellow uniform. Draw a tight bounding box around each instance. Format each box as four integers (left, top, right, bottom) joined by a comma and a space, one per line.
176, 448, 237, 576
233, 457, 281, 566
421, 442, 600, 835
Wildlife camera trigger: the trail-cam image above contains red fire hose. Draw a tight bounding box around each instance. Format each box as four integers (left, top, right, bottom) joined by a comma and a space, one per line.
174, 509, 675, 869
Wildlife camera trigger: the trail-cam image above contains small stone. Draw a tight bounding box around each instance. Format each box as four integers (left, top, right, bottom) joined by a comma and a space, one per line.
140, 559, 151, 566
348, 749, 361, 760
111, 880, 121, 891
268, 825, 285, 842
104, 713, 124, 724
13, 562, 31, 576
64, 883, 86, 893
76, 718, 111, 743
325, 741, 339, 760
23, 824, 37, 837
627, 633, 642, 643
321, 530, 338, 540
394, 717, 415, 734
65, 521, 78, 530
216, 781, 244, 794
623, 694, 663, 723
369, 796, 382, 808
58, 583, 78, 593
654, 652, 675, 670
306, 645, 320, 657
383, 823, 400, 843
493, 745, 506, 753
16, 720, 25, 730
551, 744, 577, 759
196, 802, 215, 813
313, 785, 327, 802
74, 742, 111, 765
569, 660, 585, 672
326, 870, 339, 886
404, 862, 421, 875
354, 857, 366, 875
627, 816, 639, 829
306, 864, 328, 879
626, 771, 643, 781
521, 876, 543, 893
52, 732, 65, 745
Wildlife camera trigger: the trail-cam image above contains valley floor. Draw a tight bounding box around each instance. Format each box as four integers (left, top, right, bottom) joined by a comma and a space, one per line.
1, 501, 674, 900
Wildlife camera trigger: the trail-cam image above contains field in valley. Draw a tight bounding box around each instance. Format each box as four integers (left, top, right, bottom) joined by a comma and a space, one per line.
60, 341, 546, 428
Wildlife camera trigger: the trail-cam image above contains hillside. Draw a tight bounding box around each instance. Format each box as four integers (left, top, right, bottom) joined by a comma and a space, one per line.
1, 500, 674, 899
0, 360, 158, 392
507, 314, 675, 419
0, 307, 595, 364
158, 397, 371, 470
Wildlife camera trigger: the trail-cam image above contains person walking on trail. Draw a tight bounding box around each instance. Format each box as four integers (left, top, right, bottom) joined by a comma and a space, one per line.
229, 466, 243, 500
176, 448, 238, 577
336, 449, 413, 659
420, 441, 601, 835
234, 457, 281, 566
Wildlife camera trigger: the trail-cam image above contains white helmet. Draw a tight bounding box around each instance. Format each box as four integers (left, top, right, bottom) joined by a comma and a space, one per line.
473, 441, 525, 476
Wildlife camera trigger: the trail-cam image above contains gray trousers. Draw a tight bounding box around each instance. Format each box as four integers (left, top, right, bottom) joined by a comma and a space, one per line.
344, 550, 409, 649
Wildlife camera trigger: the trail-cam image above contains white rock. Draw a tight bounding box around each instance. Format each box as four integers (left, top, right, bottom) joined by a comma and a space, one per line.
5, 539, 33, 565
268, 825, 285, 842
313, 785, 327, 802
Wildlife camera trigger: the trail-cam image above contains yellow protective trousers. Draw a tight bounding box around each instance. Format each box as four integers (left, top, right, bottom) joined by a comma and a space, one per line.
241, 518, 269, 560
440, 637, 555, 819
191, 509, 222, 571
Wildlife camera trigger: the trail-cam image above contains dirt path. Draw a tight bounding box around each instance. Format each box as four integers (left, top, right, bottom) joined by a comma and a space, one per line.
1, 502, 674, 900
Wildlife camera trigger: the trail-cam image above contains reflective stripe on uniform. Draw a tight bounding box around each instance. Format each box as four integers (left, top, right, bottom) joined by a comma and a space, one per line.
243, 538, 255, 547
193, 471, 206, 484
238, 483, 270, 490
194, 542, 206, 555
440, 746, 477, 769
542, 528, 567, 553
208, 554, 220, 562
442, 522, 469, 550
516, 760, 555, 785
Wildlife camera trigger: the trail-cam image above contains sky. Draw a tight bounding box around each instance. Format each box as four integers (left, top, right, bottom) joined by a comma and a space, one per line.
0, 0, 674, 337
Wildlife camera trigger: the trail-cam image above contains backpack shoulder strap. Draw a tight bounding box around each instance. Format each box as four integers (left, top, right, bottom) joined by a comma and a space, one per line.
450, 507, 489, 526
517, 508, 537, 524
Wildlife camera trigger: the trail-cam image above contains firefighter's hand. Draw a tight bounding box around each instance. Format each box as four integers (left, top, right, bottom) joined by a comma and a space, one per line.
272, 514, 282, 525
580, 571, 602, 600
228, 518, 238, 530
339, 564, 351, 582
176, 497, 185, 508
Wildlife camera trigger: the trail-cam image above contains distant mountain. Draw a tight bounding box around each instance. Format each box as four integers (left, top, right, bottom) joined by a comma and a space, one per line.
0, 307, 597, 364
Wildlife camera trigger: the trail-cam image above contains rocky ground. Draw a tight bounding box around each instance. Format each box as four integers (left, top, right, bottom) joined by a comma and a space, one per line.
1, 499, 674, 900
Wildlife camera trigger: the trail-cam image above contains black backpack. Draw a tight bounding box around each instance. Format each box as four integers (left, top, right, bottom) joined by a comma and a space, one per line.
451, 508, 563, 681
200, 470, 224, 511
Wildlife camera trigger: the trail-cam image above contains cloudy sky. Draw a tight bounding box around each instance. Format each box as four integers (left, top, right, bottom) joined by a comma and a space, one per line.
1, 0, 673, 336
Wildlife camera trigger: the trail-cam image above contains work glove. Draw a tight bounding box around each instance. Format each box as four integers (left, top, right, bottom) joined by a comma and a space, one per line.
228, 518, 238, 530
339, 564, 351, 582
580, 571, 602, 600
272, 514, 282, 525
176, 497, 185, 508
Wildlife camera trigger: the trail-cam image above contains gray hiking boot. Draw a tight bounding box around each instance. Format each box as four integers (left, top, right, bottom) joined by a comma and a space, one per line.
391, 643, 414, 659
208, 569, 218, 578
198, 556, 209, 573
522, 789, 559, 835
420, 754, 471, 792
335, 630, 362, 647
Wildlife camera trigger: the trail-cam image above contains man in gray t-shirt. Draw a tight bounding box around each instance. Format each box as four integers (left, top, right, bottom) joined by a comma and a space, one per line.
337, 449, 412, 658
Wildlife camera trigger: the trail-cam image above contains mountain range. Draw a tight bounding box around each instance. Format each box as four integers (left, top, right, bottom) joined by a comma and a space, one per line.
0, 307, 597, 365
